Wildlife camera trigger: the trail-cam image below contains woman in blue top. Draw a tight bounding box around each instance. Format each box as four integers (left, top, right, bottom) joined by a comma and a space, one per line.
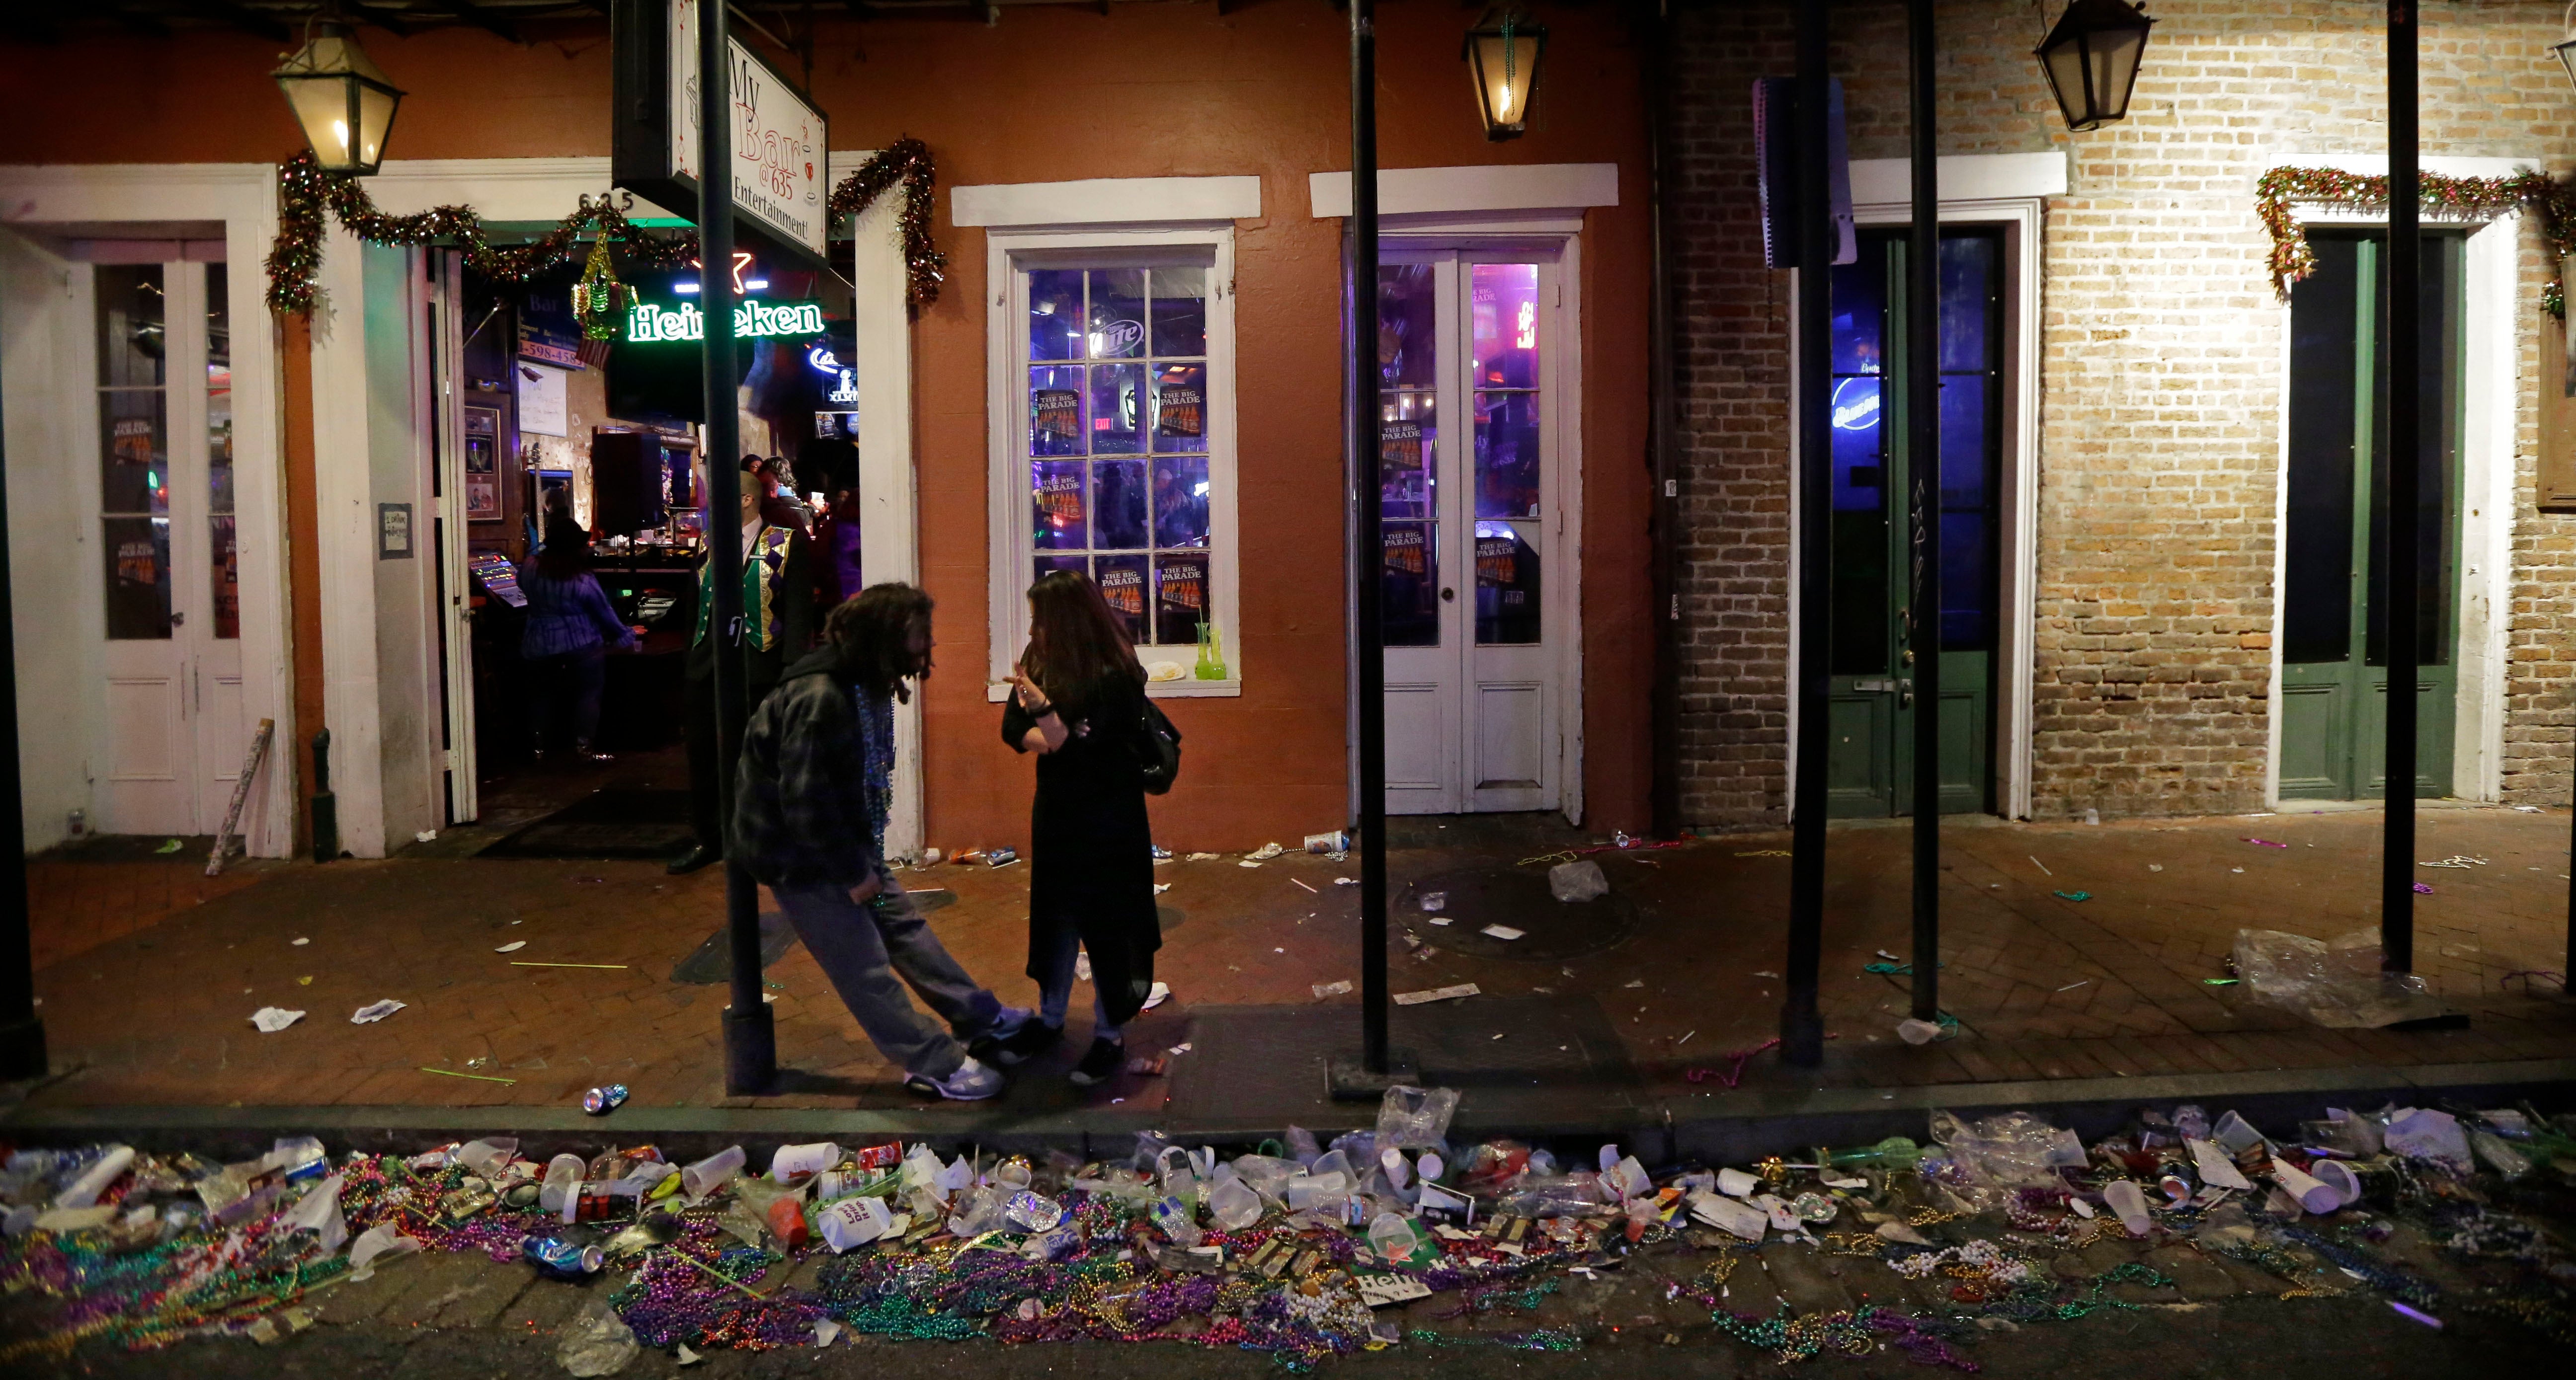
518, 515, 639, 762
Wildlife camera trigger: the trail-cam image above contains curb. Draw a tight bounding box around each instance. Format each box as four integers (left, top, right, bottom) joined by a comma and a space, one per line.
7, 1057, 2569, 1169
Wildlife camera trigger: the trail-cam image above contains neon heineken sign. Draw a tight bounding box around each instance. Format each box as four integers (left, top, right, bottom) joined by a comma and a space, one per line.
626, 298, 827, 344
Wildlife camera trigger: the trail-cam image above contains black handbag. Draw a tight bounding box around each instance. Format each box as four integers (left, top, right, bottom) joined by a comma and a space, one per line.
1137, 696, 1183, 795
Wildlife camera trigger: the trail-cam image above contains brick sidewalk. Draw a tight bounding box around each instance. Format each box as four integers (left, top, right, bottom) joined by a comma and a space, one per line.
17, 807, 2576, 1121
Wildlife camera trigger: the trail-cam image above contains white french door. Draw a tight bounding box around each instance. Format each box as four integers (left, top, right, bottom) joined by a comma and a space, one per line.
1378, 247, 1566, 815
93, 258, 246, 835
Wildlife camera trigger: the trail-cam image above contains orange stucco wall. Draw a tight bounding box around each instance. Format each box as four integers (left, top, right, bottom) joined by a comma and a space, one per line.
0, 4, 1653, 851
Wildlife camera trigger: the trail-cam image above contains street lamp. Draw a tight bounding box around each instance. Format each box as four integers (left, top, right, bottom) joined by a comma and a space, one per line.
2034, 0, 2154, 132
1463, 7, 1547, 141
2553, 2, 2576, 93
272, 15, 405, 175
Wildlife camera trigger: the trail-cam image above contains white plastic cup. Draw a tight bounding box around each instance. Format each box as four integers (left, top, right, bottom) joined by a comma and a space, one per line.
1367, 1212, 1420, 1261
2273, 1160, 2339, 1214
2310, 1159, 2362, 1210
2103, 1179, 2152, 1236
817, 1195, 895, 1252
538, 1154, 586, 1215
770, 1142, 843, 1183
1716, 1167, 1762, 1198
682, 1145, 746, 1199
1380, 1148, 1412, 1191
56, 1147, 135, 1210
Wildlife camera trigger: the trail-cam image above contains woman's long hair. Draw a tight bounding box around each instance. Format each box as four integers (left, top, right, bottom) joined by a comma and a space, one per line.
1021, 571, 1143, 718
536, 515, 591, 580
824, 582, 935, 703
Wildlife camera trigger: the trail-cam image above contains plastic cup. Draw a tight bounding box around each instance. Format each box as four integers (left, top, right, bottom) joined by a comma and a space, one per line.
2103, 1179, 2152, 1235
769, 1142, 842, 1184
1367, 1212, 1420, 1261
682, 1145, 746, 1199
2273, 1160, 2338, 1214
2310, 1159, 2362, 1209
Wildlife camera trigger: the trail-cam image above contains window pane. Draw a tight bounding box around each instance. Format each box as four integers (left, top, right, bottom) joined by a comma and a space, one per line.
1829, 370, 1888, 676
1152, 456, 1210, 547
100, 390, 169, 515
1829, 254, 1884, 376
1035, 553, 1089, 584
1470, 263, 1538, 387
95, 264, 165, 388
1378, 263, 1437, 388
1087, 268, 1146, 358
1379, 405, 1434, 520
1149, 265, 1206, 358
2283, 237, 2359, 664
1383, 522, 1439, 647
1473, 521, 1540, 645
1032, 460, 1086, 550
1153, 552, 1208, 646
1936, 235, 1996, 373
1937, 377, 1995, 652
1089, 362, 1145, 454
1151, 363, 1207, 453
104, 516, 172, 640
212, 516, 241, 640
1096, 553, 1148, 643
208, 263, 238, 638
1094, 459, 1148, 549
1472, 390, 1540, 519
1029, 269, 1084, 361
1030, 366, 1085, 457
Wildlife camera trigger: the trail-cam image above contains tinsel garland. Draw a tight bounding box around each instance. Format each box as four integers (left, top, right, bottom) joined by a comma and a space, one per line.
264, 136, 948, 319
2255, 165, 2576, 316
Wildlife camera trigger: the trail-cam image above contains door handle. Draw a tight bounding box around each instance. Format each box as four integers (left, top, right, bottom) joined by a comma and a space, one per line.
171, 611, 186, 627
1440, 587, 1455, 602
1899, 678, 1914, 709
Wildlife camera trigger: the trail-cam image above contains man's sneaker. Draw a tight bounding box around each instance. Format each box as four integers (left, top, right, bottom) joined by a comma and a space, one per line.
985, 1020, 1062, 1068
1067, 1036, 1126, 1087
966, 1005, 1036, 1063
905, 1055, 1005, 1101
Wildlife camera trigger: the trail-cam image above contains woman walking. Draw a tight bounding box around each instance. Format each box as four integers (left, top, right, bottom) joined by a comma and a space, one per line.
517, 514, 637, 761
995, 571, 1160, 1085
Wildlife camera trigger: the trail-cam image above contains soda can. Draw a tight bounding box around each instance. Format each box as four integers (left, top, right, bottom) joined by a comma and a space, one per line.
523, 1234, 605, 1279
581, 1084, 629, 1116
987, 846, 1019, 867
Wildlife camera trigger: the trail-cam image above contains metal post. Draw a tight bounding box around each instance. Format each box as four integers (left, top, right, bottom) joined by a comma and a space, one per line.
1906, 0, 1941, 1022
1352, 0, 1388, 1077
2382, 0, 2418, 975
0, 366, 49, 1080
1647, 5, 1682, 843
704, 0, 774, 1093
1781, 0, 1831, 1067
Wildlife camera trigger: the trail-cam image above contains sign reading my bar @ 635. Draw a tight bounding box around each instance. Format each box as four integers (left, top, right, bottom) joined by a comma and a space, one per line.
611, 0, 828, 264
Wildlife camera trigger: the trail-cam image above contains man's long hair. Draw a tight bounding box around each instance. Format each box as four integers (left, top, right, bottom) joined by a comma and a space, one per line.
824, 583, 934, 702
535, 515, 591, 580
1020, 570, 1143, 719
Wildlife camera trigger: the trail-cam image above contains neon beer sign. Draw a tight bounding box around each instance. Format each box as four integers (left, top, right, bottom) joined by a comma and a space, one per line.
626, 298, 827, 343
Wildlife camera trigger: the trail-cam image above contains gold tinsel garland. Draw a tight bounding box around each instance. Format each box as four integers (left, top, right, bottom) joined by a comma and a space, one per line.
2255, 165, 2576, 316
263, 137, 948, 318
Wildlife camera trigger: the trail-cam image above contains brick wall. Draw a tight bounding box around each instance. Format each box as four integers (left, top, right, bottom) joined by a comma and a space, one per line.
1669, 0, 2576, 828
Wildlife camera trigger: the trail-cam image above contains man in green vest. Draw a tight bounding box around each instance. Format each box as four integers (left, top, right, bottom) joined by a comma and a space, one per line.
671, 457, 816, 874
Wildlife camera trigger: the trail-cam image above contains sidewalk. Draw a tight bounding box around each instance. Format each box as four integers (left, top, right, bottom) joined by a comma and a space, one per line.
11, 804, 2575, 1144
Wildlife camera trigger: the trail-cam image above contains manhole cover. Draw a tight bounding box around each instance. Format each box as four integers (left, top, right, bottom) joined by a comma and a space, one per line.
1396, 866, 1638, 962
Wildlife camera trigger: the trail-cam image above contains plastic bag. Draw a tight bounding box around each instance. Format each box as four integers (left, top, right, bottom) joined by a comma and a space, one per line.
1208, 1177, 1262, 1230
1928, 1110, 2085, 1204
1498, 1171, 1610, 1219
1228, 1154, 1300, 1207
557, 1293, 640, 1377
2384, 1107, 2473, 1171
1375, 1085, 1460, 1150
2470, 1130, 2531, 1179
2231, 928, 2448, 1028
1283, 1126, 1322, 1168
1549, 860, 1609, 902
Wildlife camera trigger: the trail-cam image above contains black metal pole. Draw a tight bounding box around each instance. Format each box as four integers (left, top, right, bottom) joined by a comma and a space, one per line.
1647, 5, 1682, 843
1781, 0, 1831, 1067
1352, 0, 1388, 1076
705, 1, 775, 1093
0, 350, 49, 1081
1906, 0, 1941, 1022
2382, 0, 2418, 975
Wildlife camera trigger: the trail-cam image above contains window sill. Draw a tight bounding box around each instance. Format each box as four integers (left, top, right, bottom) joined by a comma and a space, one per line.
984, 679, 1242, 702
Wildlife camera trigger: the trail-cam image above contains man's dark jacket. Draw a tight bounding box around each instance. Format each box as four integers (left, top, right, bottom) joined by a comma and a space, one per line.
729, 646, 883, 888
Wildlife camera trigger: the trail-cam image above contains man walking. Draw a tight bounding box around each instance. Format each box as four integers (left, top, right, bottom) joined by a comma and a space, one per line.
731, 582, 1027, 1099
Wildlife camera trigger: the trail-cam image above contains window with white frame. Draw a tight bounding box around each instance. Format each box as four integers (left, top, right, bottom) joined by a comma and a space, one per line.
990, 234, 1237, 693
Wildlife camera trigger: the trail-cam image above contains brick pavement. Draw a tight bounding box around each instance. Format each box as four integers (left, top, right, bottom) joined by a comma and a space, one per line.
15, 806, 2576, 1120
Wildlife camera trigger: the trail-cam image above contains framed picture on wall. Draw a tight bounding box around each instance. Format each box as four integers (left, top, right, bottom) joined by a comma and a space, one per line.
465, 406, 503, 521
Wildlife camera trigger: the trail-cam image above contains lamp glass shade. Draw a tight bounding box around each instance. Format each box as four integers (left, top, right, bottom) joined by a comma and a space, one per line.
2555, 36, 2576, 94
272, 28, 405, 174
1463, 13, 1547, 142
2034, 0, 2154, 132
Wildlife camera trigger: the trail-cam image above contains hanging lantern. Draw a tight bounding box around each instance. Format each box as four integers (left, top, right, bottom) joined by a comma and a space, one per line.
2553, 2, 2576, 93
1463, 8, 1548, 142
2034, 0, 2155, 133
271, 17, 405, 175
572, 234, 629, 341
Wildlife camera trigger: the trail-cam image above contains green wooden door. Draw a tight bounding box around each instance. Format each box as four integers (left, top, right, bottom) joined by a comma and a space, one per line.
2278, 232, 2462, 801
1824, 230, 2002, 818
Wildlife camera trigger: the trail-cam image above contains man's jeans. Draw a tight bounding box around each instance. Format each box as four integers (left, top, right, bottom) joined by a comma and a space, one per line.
770, 875, 1003, 1079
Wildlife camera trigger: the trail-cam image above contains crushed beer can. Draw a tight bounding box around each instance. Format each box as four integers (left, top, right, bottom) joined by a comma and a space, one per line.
522, 1234, 605, 1279
581, 1083, 629, 1116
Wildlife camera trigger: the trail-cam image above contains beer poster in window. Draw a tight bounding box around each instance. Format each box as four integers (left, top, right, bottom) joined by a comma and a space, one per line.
1380, 420, 1422, 475
1155, 553, 1207, 642
115, 537, 159, 587
1155, 384, 1204, 440
1099, 561, 1145, 619
464, 406, 503, 521
111, 416, 156, 467
1476, 533, 1517, 587
1384, 525, 1428, 579
1035, 466, 1084, 527
1034, 389, 1081, 445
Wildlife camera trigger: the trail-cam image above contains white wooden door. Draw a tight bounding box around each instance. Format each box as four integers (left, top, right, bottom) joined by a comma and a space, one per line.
1377, 249, 1565, 815
92, 258, 246, 836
